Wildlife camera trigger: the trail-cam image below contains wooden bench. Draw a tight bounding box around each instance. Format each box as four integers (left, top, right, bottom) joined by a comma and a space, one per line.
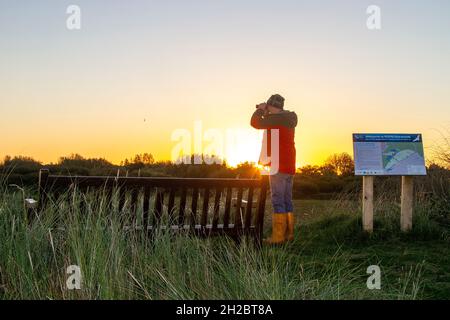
32, 169, 269, 244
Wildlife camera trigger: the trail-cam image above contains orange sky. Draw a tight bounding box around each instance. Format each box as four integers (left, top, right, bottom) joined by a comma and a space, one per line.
1, 1, 449, 167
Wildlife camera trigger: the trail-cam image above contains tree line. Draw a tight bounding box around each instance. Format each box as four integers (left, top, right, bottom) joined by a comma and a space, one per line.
1, 152, 448, 200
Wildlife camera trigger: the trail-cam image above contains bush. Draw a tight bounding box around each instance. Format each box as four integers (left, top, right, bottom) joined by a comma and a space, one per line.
293, 179, 320, 198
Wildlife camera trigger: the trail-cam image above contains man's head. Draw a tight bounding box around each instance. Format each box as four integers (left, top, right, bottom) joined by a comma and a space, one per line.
266, 94, 285, 113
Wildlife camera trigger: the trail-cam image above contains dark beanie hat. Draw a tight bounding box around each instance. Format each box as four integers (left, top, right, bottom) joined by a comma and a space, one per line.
267, 94, 285, 109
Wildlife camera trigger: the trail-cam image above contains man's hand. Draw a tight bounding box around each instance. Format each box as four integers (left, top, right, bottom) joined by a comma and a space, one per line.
256, 102, 267, 110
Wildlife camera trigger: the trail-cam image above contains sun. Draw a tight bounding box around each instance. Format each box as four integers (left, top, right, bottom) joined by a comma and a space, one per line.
223, 130, 262, 167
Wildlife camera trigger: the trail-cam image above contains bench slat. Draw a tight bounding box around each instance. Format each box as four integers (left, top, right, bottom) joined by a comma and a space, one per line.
179, 187, 187, 226
154, 188, 164, 225
211, 187, 222, 231
234, 188, 243, 229
190, 188, 199, 227
130, 188, 139, 218
200, 188, 210, 227
223, 187, 232, 228
119, 186, 126, 212
167, 187, 176, 224
143, 187, 151, 232
244, 187, 254, 230
106, 188, 113, 212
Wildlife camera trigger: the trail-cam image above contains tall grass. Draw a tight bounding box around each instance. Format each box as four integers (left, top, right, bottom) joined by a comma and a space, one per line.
0, 181, 448, 300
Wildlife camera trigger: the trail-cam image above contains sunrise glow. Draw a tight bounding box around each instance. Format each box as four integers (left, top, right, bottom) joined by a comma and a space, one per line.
1, 1, 449, 167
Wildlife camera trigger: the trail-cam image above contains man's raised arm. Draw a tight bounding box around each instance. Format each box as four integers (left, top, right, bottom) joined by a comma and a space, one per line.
251, 109, 298, 129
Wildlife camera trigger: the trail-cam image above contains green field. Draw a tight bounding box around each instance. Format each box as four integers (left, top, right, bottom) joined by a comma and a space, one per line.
0, 188, 449, 300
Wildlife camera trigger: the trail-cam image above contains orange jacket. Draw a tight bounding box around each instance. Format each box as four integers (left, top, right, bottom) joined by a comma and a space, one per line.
251, 109, 298, 175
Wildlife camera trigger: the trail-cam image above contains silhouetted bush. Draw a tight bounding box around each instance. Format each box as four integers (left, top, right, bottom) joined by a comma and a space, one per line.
1, 153, 448, 201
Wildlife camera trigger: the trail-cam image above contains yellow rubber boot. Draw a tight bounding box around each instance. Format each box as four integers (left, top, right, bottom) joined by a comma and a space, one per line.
263, 213, 287, 245
286, 212, 295, 241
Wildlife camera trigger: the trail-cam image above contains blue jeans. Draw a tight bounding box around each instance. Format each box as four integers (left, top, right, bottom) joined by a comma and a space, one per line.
269, 173, 294, 213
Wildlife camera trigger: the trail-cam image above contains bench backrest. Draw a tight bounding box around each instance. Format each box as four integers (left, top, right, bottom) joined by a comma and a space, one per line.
38, 169, 268, 242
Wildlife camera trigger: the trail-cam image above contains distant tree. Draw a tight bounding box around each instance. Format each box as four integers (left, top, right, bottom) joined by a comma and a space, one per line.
1, 155, 42, 174
122, 153, 155, 166
58, 154, 113, 169
121, 153, 155, 171
318, 163, 337, 176
2, 155, 12, 165
235, 161, 259, 178
171, 153, 224, 166
3, 155, 40, 165
432, 129, 450, 169
324, 153, 354, 176
58, 153, 84, 164
141, 153, 155, 165
297, 165, 322, 177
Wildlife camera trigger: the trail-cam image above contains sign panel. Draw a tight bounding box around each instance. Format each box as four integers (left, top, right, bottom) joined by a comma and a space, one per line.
353, 133, 426, 176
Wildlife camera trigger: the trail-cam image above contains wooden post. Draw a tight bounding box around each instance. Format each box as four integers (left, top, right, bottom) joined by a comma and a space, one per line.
38, 169, 50, 211
401, 176, 413, 232
362, 176, 374, 232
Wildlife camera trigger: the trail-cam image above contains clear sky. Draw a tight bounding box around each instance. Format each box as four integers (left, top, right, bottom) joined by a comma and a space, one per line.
1, 0, 449, 166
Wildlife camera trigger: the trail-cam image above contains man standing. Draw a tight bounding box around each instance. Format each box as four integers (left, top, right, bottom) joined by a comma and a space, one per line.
251, 94, 298, 244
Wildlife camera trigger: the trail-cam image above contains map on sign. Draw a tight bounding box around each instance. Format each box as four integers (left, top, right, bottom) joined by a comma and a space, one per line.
353, 134, 427, 176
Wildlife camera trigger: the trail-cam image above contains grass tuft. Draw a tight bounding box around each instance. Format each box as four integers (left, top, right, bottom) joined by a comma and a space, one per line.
0, 183, 449, 300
